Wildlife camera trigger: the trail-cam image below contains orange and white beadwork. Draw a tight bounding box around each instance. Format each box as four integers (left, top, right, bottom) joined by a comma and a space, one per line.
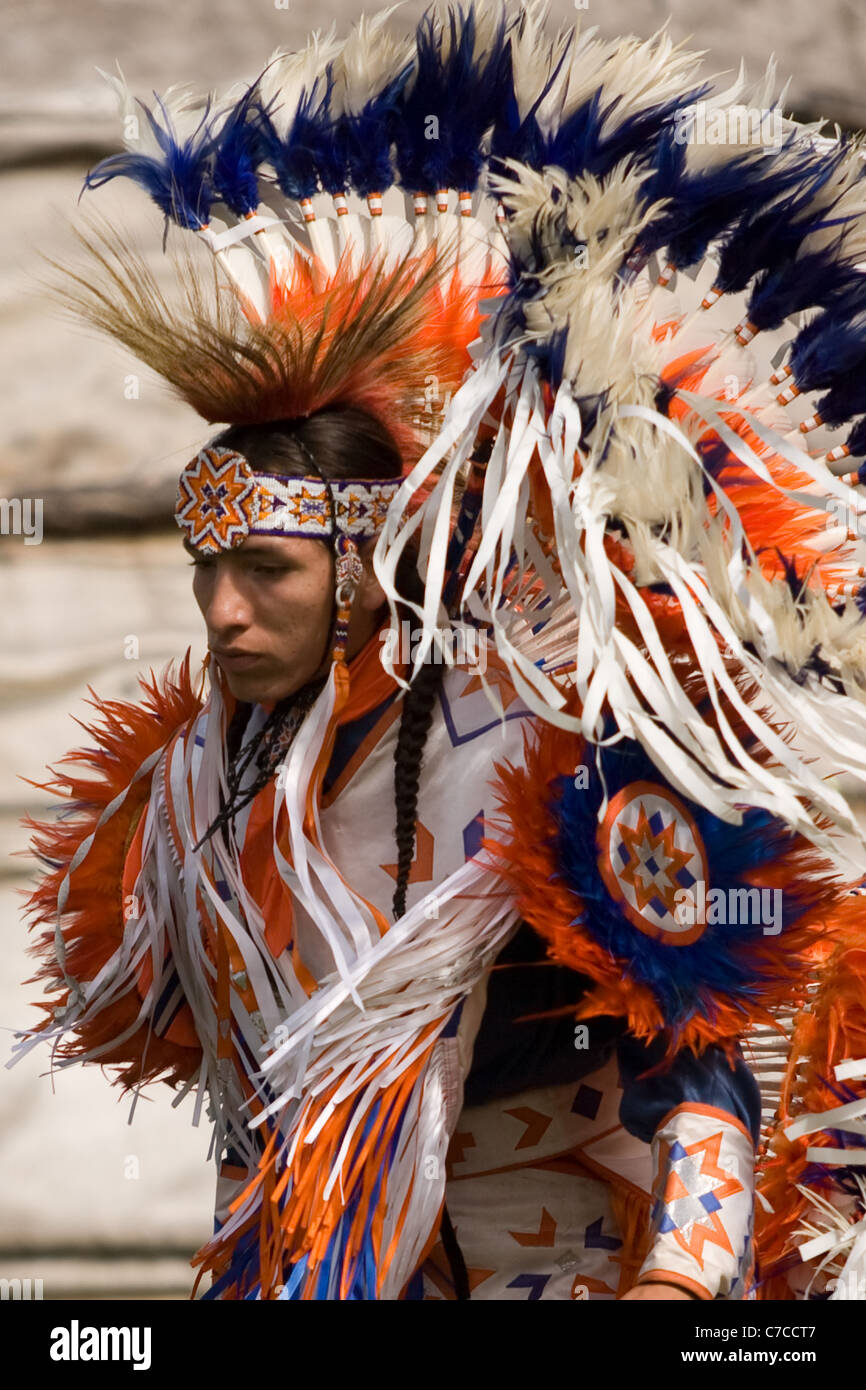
175, 444, 401, 553
175, 446, 261, 554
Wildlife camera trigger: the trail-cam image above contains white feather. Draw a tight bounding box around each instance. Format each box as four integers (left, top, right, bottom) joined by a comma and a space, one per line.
330, 4, 414, 117
257, 25, 345, 139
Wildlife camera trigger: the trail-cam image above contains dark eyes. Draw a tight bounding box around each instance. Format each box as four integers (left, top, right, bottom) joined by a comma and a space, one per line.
187, 559, 290, 574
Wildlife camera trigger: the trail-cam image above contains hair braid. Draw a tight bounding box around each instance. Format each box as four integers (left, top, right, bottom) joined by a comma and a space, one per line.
391, 656, 447, 920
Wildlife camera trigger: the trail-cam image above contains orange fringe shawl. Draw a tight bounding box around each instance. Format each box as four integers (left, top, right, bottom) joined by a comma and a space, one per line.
19, 652, 205, 1089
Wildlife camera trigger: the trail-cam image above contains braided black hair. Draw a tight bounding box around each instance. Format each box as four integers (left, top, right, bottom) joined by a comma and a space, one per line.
391, 655, 446, 920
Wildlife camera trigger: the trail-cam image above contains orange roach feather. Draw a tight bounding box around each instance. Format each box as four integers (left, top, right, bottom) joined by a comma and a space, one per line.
49, 211, 508, 475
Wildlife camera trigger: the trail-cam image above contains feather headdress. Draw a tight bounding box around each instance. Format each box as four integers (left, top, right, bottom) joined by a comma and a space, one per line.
49, 211, 484, 465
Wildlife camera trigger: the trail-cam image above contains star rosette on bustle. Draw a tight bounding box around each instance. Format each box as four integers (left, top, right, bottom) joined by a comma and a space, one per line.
486, 719, 834, 1047
597, 780, 709, 945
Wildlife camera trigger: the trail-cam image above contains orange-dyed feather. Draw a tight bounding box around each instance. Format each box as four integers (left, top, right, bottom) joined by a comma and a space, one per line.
755, 896, 866, 1297
663, 350, 856, 590
19, 652, 205, 1089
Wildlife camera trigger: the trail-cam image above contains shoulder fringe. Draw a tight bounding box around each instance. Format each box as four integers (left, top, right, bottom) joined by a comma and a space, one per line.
13, 652, 205, 1090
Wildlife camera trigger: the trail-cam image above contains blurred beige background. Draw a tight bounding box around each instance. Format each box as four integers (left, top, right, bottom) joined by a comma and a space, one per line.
1, 0, 865, 1300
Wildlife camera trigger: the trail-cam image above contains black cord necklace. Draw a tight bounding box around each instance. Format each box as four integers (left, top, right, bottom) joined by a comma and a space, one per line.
194, 677, 326, 852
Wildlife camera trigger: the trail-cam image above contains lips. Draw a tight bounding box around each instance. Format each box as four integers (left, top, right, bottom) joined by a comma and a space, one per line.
211, 648, 265, 672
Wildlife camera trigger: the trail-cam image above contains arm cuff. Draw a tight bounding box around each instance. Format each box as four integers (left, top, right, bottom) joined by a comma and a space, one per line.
638, 1102, 754, 1300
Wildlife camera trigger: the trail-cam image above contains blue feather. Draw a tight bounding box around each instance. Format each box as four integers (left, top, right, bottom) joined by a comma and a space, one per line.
488, 26, 572, 172
748, 250, 864, 333
83, 92, 215, 230
790, 306, 866, 393
815, 375, 866, 430
640, 133, 811, 271
634, 122, 687, 212
210, 82, 271, 216
300, 64, 352, 197
340, 62, 414, 197
545, 83, 711, 185
746, 164, 866, 333
846, 418, 866, 462
254, 71, 341, 201
713, 147, 848, 295
596, 88, 710, 174
393, 4, 511, 194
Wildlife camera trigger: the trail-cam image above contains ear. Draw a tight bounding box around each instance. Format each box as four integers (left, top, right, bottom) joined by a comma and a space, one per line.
354, 537, 387, 614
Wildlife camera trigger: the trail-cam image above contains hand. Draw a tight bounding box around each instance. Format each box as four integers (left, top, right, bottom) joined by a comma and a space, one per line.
619, 1280, 698, 1300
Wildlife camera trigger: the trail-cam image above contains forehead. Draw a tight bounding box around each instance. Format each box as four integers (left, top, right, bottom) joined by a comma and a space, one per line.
181, 534, 329, 561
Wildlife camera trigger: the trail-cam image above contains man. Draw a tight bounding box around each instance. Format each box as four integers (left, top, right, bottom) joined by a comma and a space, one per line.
180, 412, 761, 1301
11, 3, 866, 1300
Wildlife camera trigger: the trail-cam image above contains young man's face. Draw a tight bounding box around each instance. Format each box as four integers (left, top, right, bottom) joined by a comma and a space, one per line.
184, 533, 386, 705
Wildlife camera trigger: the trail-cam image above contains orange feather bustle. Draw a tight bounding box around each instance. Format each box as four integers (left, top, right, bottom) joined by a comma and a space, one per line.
18, 653, 205, 1090
755, 895, 866, 1298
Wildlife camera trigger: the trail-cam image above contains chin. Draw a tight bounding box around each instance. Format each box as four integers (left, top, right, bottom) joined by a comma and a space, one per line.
220, 664, 315, 706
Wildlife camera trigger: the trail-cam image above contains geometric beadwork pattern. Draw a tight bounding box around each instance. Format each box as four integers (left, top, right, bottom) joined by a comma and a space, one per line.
175, 446, 402, 552
650, 1131, 744, 1269
596, 779, 710, 946
175, 446, 260, 554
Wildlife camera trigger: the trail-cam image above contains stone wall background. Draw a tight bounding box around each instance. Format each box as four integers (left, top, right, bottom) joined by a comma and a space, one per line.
1, 0, 864, 1299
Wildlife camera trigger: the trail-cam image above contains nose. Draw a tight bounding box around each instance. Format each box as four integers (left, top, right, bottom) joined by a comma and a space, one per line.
200, 561, 253, 642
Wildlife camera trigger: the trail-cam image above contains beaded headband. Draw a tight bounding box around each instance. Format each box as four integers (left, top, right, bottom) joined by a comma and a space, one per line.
175, 444, 402, 555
